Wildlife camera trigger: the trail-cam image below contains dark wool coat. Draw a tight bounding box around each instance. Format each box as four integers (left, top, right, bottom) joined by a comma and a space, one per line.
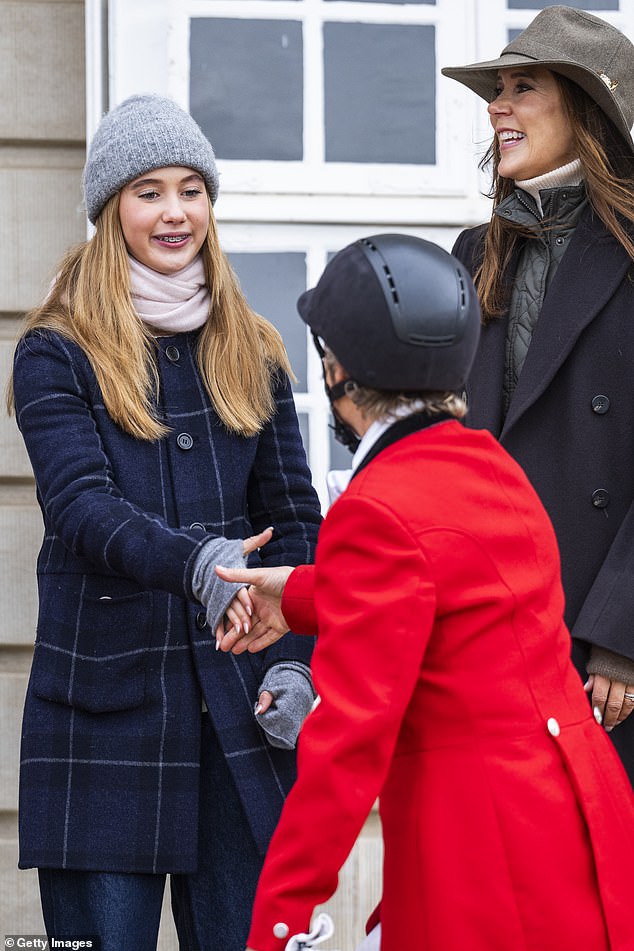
13, 328, 322, 873
453, 206, 634, 780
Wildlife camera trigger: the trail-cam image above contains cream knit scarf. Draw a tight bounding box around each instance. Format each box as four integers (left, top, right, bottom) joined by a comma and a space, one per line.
515, 158, 583, 217
129, 254, 210, 333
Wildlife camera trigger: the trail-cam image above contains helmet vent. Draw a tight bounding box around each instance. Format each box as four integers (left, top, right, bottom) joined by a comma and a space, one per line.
383, 265, 399, 304
457, 271, 466, 309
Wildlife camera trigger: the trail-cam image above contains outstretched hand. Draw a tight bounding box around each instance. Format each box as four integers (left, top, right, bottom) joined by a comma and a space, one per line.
214, 564, 294, 654
214, 529, 274, 647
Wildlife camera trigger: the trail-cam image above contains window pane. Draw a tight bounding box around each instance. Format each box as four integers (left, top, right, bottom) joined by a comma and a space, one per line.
508, 0, 617, 7
227, 252, 308, 389
190, 18, 303, 160
324, 23, 435, 164
329, 427, 355, 471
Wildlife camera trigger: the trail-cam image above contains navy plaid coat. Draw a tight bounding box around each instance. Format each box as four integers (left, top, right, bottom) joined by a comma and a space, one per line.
13, 328, 322, 873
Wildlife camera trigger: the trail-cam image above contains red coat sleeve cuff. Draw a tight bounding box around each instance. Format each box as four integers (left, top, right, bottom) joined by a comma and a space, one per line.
282, 565, 318, 635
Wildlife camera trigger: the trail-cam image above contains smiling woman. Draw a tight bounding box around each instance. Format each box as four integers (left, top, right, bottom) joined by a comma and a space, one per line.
118, 168, 210, 275
487, 66, 576, 182
442, 4, 634, 784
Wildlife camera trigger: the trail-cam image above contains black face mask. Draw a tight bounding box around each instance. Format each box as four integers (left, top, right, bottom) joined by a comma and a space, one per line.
312, 333, 361, 454
325, 379, 362, 454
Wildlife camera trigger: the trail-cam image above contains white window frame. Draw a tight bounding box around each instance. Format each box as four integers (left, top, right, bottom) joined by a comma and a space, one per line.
107, 0, 486, 225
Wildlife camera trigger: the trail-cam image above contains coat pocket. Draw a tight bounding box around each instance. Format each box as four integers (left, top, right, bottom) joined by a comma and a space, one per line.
32, 577, 153, 713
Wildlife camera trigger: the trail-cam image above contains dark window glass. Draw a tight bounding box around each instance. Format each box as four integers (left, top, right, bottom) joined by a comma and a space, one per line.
190, 18, 303, 160
508, 0, 617, 8
324, 23, 435, 164
228, 252, 308, 390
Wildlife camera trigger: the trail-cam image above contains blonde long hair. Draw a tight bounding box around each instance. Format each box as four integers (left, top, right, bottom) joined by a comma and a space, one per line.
476, 74, 634, 322
7, 195, 293, 439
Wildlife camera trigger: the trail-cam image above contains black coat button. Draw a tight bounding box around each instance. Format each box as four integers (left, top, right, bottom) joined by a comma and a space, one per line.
195, 611, 207, 630
189, 522, 206, 531
592, 489, 609, 508
166, 345, 180, 363
177, 432, 194, 450
591, 395, 610, 415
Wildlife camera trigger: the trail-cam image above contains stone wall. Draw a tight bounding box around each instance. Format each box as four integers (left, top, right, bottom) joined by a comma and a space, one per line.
0, 0, 86, 938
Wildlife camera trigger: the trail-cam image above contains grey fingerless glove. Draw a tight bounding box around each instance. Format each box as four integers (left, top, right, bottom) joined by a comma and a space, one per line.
191, 537, 246, 630
257, 661, 316, 750
586, 645, 634, 684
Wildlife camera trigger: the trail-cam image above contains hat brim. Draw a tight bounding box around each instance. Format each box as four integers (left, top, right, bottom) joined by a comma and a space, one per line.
442, 53, 634, 154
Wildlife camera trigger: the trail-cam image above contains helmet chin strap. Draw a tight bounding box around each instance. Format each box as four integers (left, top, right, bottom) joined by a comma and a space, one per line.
311, 331, 362, 453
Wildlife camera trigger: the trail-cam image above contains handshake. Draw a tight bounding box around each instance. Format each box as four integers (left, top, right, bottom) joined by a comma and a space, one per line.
214, 559, 295, 653
191, 528, 311, 751
191, 527, 295, 655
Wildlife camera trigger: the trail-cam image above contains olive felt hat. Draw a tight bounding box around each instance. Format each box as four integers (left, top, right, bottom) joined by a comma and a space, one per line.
442, 5, 634, 153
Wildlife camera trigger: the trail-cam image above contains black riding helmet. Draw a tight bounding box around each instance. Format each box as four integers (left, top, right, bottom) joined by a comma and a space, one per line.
297, 233, 481, 392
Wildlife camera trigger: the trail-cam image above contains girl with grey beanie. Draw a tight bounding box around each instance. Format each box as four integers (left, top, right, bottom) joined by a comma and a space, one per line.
8, 94, 321, 951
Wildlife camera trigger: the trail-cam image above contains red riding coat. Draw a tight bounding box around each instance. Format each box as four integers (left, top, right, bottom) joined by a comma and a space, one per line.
247, 421, 634, 951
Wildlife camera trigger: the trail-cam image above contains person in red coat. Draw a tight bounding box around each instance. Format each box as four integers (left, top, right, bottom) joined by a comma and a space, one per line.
216, 234, 634, 951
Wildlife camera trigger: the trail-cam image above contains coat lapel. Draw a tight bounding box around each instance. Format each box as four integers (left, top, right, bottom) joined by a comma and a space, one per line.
502, 209, 632, 437
464, 238, 520, 438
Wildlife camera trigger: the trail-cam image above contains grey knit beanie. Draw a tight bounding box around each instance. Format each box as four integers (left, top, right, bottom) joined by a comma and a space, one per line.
83, 94, 220, 223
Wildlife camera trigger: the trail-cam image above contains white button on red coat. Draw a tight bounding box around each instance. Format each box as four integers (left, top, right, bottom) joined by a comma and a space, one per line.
547, 717, 561, 737
273, 922, 290, 939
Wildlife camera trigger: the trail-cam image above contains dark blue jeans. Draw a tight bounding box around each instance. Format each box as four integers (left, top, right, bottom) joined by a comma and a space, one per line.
38, 714, 264, 951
